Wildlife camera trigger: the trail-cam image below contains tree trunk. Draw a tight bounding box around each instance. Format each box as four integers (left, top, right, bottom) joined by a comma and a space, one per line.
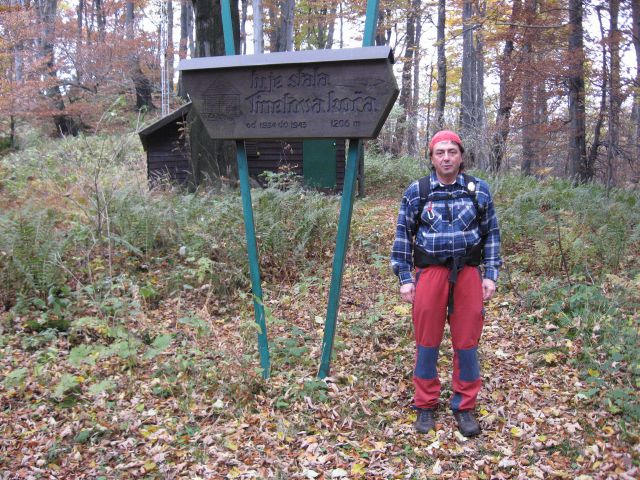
253, 0, 264, 53
632, 0, 640, 177
394, 1, 417, 156
276, 0, 295, 52
375, 8, 391, 46
12, 0, 24, 84
434, 0, 446, 136
489, 0, 520, 172
406, 0, 421, 156
95, 0, 106, 41
168, 0, 174, 93
178, 0, 193, 99
460, 0, 486, 167
425, 62, 434, 155
460, 0, 476, 135
326, 6, 336, 48
567, 0, 587, 182
125, 1, 155, 111
587, 6, 608, 177
521, 72, 535, 175
474, 0, 488, 170
36, 0, 80, 136
240, 0, 247, 54
521, 0, 536, 175
188, 0, 239, 186
607, 0, 621, 189
408, 4, 421, 157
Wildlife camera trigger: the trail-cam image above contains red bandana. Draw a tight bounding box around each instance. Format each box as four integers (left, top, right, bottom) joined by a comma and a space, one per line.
429, 130, 463, 153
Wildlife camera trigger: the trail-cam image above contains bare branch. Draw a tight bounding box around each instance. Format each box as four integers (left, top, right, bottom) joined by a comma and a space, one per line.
496, 21, 568, 29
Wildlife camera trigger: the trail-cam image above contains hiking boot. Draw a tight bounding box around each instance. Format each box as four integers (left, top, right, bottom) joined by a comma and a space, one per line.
414, 409, 436, 434
453, 409, 481, 437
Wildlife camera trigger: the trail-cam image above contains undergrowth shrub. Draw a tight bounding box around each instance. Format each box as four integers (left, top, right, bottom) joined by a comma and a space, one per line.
108, 186, 176, 257
492, 174, 640, 278
169, 179, 340, 289
88, 175, 341, 293
0, 207, 68, 306
364, 152, 428, 195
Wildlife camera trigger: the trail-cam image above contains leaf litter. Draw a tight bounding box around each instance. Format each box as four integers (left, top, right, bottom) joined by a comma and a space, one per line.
0, 198, 638, 479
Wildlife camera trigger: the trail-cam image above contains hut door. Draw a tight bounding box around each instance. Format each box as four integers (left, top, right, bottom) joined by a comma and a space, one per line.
303, 140, 337, 189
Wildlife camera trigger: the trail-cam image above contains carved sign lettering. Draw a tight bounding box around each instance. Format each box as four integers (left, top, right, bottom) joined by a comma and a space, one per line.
179, 47, 399, 139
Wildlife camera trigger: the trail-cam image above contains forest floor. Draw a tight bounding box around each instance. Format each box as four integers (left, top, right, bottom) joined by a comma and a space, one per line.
1, 162, 639, 478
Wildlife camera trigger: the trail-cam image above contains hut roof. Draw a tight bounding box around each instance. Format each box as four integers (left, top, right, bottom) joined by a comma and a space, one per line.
138, 102, 192, 151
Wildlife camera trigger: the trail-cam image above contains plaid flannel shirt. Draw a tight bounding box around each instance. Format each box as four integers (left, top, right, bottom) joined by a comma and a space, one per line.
391, 172, 502, 285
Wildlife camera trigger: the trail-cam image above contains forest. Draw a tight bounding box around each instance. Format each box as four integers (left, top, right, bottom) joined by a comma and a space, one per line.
1, 0, 639, 479
1, 0, 639, 186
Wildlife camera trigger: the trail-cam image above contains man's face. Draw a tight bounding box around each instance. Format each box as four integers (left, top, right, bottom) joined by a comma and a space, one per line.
430, 140, 462, 180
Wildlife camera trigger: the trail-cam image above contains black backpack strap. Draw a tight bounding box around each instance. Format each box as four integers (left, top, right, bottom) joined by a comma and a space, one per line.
416, 173, 485, 229
461, 173, 481, 213
461, 173, 489, 242
416, 175, 432, 227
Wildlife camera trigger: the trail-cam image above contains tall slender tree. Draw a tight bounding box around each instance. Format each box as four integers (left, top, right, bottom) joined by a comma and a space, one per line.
252, 0, 264, 53
489, 0, 521, 172
274, 0, 295, 51
178, 0, 193, 99
459, 0, 485, 167
125, 1, 155, 111
567, 0, 587, 182
607, 0, 621, 188
632, 0, 640, 169
394, 0, 419, 155
587, 5, 608, 180
434, 0, 446, 135
520, 0, 536, 176
168, 0, 174, 93
409, 3, 421, 156
474, 0, 488, 169
35, 0, 80, 135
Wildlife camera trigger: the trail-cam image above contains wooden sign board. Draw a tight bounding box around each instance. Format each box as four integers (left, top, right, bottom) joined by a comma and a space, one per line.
178, 46, 399, 140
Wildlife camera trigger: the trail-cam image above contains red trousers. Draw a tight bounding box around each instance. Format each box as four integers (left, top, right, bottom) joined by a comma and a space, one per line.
412, 265, 484, 411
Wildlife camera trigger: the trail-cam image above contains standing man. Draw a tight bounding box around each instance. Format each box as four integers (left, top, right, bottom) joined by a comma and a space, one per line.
390, 130, 501, 437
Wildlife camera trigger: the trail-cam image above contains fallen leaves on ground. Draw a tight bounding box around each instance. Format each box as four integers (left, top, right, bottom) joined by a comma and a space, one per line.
0, 198, 638, 479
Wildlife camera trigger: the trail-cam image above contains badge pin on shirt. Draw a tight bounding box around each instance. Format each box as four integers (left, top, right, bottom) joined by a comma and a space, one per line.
467, 181, 476, 192
427, 201, 435, 220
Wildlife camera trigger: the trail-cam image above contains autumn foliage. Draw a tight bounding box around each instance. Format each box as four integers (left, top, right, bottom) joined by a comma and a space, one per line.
0, 0, 158, 140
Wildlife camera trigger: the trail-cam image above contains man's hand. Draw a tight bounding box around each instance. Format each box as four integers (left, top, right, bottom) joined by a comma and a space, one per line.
482, 279, 496, 301
400, 283, 415, 304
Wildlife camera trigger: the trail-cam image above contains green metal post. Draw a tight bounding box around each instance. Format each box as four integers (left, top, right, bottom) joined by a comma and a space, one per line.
318, 140, 361, 378
318, 0, 379, 379
221, 0, 271, 378
220, 0, 236, 56
363, 0, 380, 47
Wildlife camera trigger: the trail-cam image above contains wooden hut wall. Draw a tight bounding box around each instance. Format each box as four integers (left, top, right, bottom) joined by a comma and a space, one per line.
146, 123, 191, 185
245, 139, 346, 191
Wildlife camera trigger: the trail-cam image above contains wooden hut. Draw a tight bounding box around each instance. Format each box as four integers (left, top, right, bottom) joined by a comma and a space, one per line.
138, 103, 191, 185
138, 103, 347, 191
